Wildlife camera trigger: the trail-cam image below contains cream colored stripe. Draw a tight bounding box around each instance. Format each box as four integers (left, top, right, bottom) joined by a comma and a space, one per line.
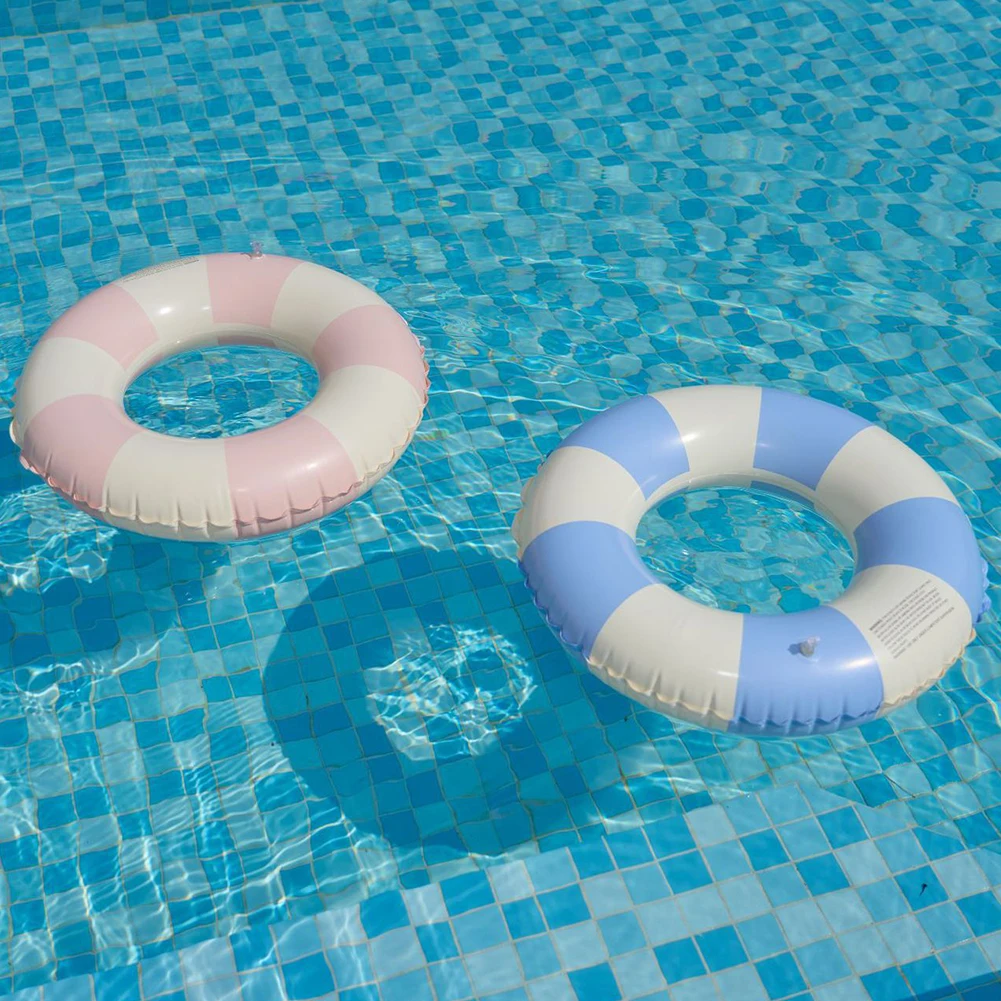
14, 338, 127, 434
271, 262, 388, 356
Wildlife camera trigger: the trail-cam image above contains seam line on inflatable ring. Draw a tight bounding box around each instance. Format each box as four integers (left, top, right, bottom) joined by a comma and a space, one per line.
519, 560, 985, 733
20, 351, 430, 535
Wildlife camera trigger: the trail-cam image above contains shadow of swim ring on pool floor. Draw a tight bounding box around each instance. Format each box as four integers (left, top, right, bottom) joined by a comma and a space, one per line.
260, 540, 646, 870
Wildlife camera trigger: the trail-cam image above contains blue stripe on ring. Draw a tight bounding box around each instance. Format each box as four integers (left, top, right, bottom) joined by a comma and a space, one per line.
729, 606, 884, 737
854, 497, 983, 619
519, 521, 657, 658
559, 395, 689, 498
753, 388, 871, 490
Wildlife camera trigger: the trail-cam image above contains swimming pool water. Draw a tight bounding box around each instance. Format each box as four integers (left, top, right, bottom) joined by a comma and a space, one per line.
2, 0, 1001, 993
0, 0, 273, 38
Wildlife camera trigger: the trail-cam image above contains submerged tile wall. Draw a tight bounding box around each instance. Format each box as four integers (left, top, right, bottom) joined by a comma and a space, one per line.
7, 781, 1001, 1001
0, 0, 270, 37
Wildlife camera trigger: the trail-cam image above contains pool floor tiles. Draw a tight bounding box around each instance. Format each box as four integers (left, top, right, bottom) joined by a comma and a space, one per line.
8, 779, 1001, 1001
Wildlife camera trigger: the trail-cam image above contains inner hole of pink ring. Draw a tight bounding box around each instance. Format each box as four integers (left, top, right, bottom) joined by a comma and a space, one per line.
123, 342, 318, 439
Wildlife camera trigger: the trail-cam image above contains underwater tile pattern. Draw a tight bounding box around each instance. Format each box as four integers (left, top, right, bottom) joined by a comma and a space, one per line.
2, 0, 1001, 994
0, 0, 269, 38
4, 782, 1001, 1000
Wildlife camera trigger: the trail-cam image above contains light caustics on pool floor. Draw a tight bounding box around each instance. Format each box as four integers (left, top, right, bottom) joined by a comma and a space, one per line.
1, 0, 1001, 995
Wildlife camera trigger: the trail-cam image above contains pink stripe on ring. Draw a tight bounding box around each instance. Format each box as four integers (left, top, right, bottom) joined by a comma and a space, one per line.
224, 413, 359, 537
44, 284, 158, 370
21, 396, 141, 512
312, 305, 426, 396
206, 254, 302, 328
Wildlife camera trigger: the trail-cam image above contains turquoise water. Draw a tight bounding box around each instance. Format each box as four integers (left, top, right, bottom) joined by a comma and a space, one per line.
2, 0, 1001, 993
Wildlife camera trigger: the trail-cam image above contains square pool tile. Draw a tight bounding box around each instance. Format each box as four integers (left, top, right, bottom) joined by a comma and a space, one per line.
538, 886, 590, 930
721, 875, 772, 920
957, 891, 1001, 937
861, 968, 911, 1001
662, 852, 713, 894
688, 808, 736, 848
504, 899, 546, 940
938, 941, 994, 986
466, 943, 524, 997
360, 891, 409, 939
417, 923, 458, 962
776, 901, 830, 947
636, 899, 687, 947
598, 912, 645, 956
654, 938, 707, 984
611, 950, 666, 998
380, 969, 434, 1001
837, 929, 892, 976
281, 953, 334, 1000
552, 922, 606, 971
567, 963, 621, 1001
741, 832, 790, 872
879, 915, 934, 966
738, 915, 787, 961
713, 966, 767, 1001
760, 867, 808, 908
516, 936, 560, 981
794, 939, 850, 987
858, 880, 909, 923
580, 874, 631, 920
678, 886, 730, 934
755, 953, 807, 1000
817, 809, 868, 850
428, 958, 472, 1001
703, 843, 750, 881
695, 926, 747, 973
622, 864, 670, 905
893, 865, 947, 911
442, 873, 494, 917
933, 854, 989, 898
454, 905, 510, 954
796, 855, 849, 896
817, 891, 870, 933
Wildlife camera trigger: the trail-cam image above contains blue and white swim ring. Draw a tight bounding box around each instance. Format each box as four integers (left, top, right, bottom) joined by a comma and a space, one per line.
514, 386, 988, 737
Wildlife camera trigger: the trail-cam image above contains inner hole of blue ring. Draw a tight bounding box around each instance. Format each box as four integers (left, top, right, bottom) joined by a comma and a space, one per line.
636, 484, 855, 615
124, 344, 319, 438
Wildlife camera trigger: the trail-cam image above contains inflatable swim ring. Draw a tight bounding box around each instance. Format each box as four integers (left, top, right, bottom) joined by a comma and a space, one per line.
514, 385, 987, 737
11, 252, 428, 541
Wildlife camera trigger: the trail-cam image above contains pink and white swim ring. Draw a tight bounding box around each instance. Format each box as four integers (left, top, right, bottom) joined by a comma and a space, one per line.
11, 252, 428, 541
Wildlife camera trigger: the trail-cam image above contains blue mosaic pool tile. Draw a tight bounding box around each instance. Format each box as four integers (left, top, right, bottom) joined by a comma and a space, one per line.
635, 900, 686, 947
537, 887, 590, 930
956, 893, 1001, 938
798, 855, 851, 896
551, 921, 606, 971
609, 951, 664, 999
777, 901, 832, 949
598, 913, 645, 957
816, 892, 869, 940
756, 953, 808, 1001
703, 842, 750, 882
661, 852, 713, 895
695, 925, 747, 973
743, 831, 791, 872
918, 903, 977, 952
720, 875, 772, 922
836, 842, 894, 887
739, 915, 789, 963
760, 866, 810, 908
567, 963, 620, 1001
13, 781, 1001, 998
654, 938, 706, 985
6, 0, 1001, 993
